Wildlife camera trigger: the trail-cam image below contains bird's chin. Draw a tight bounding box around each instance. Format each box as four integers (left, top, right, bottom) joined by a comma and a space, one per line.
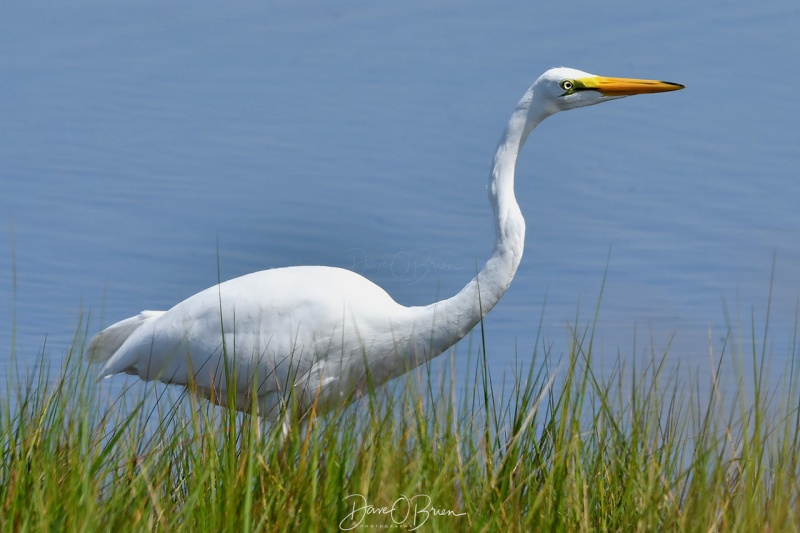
578, 93, 626, 109
558, 92, 609, 111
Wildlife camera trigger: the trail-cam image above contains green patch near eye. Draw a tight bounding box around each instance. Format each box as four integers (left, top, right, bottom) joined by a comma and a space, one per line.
560, 79, 576, 96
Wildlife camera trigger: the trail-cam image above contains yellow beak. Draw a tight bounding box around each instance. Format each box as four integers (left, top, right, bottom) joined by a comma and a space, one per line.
575, 76, 684, 96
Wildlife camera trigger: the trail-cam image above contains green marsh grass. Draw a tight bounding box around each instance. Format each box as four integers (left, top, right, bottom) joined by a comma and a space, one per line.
2, 310, 800, 532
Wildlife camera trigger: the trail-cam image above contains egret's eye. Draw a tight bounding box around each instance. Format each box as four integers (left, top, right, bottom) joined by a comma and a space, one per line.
560, 79, 575, 92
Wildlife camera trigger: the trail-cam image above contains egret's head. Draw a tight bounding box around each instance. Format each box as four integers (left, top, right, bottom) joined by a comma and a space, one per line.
532, 67, 684, 116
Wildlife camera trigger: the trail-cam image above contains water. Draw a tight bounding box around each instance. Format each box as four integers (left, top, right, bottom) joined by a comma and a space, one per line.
2, 1, 799, 397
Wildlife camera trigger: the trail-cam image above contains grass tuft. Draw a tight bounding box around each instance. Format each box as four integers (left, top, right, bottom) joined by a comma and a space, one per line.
2, 311, 800, 532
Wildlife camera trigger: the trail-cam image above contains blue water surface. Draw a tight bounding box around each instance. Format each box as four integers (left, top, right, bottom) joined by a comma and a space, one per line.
2, 1, 799, 397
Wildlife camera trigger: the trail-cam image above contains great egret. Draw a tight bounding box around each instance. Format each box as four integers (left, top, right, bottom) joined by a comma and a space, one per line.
86, 67, 683, 433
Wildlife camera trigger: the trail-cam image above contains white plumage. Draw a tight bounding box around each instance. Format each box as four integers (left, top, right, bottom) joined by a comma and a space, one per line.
86, 67, 682, 429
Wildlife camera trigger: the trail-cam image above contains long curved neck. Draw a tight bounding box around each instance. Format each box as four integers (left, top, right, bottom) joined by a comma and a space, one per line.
410, 89, 550, 358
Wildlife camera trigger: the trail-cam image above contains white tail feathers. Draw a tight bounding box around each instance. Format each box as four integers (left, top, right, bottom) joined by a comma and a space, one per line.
85, 310, 165, 364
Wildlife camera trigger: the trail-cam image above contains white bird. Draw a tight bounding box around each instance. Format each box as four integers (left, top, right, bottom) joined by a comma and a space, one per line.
86, 68, 683, 433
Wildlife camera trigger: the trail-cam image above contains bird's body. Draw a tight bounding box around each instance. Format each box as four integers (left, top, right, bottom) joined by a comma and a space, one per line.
87, 67, 682, 427
90, 266, 419, 417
